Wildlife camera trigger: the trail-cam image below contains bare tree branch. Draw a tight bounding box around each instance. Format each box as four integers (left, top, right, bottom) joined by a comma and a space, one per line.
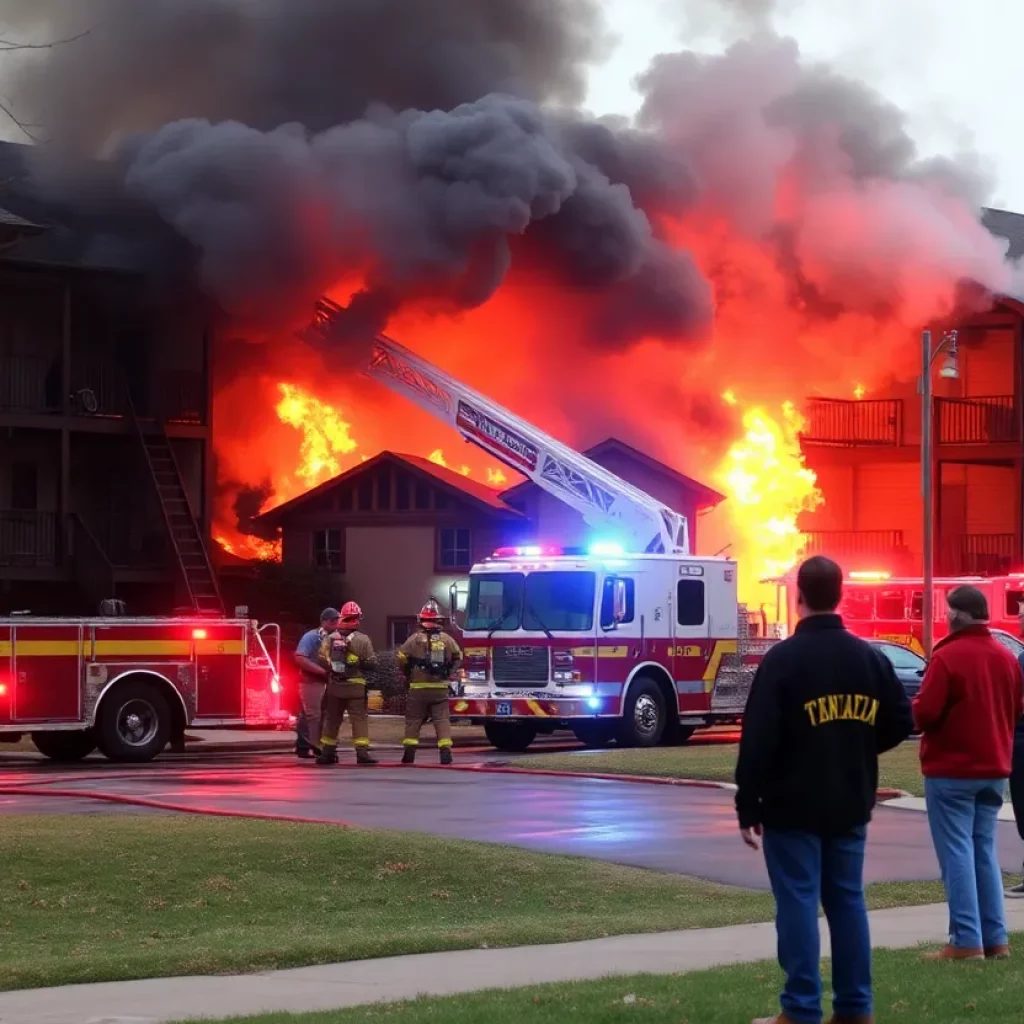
0, 30, 91, 51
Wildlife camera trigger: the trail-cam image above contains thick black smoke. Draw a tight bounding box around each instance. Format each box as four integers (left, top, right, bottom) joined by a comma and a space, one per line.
2, 0, 1016, 346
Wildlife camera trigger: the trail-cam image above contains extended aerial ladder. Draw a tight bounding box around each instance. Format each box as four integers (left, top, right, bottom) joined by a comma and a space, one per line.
304, 298, 689, 555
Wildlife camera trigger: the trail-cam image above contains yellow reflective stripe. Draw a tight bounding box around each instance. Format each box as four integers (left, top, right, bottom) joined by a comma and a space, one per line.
437, 738, 453, 748
94, 641, 191, 656
402, 738, 419, 746
4, 641, 81, 656
195, 640, 245, 656
597, 646, 628, 658
353, 738, 370, 747
703, 640, 738, 691
463, 647, 487, 657
525, 699, 548, 717
409, 682, 449, 689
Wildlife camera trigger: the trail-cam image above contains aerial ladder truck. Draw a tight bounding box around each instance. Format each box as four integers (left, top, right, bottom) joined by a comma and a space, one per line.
307, 298, 778, 751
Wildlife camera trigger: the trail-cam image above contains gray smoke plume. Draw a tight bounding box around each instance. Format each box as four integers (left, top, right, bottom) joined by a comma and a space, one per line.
1, 0, 1016, 346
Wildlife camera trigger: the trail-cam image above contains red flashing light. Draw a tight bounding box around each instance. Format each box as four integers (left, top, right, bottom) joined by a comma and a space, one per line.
848, 571, 891, 582
0, 683, 6, 698
192, 628, 208, 640
270, 677, 281, 695
492, 544, 563, 559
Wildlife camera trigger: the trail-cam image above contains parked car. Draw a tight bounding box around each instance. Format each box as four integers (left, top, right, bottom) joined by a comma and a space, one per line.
868, 639, 925, 699
991, 628, 1024, 660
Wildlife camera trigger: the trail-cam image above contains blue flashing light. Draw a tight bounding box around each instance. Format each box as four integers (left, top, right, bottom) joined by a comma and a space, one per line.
578, 684, 594, 697
588, 541, 625, 557
586, 696, 602, 711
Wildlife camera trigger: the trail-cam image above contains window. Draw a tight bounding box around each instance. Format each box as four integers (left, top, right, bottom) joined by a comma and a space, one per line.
876, 589, 905, 620
600, 576, 636, 628
10, 462, 37, 511
438, 527, 471, 570
874, 642, 924, 672
465, 573, 524, 632
389, 617, 418, 646
676, 579, 705, 626
524, 572, 596, 632
1005, 589, 1024, 618
312, 528, 343, 571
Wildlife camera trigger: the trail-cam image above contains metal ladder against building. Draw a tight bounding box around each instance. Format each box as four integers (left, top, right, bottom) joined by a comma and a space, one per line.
130, 401, 223, 615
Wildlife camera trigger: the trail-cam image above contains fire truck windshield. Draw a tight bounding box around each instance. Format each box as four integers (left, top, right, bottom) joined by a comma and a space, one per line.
465, 572, 597, 632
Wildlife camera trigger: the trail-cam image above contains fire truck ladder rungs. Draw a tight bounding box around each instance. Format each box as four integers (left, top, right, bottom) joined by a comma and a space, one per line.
129, 397, 223, 615
304, 297, 689, 555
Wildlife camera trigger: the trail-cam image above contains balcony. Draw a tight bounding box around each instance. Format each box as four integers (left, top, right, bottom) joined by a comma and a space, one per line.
802, 530, 906, 558
0, 354, 62, 414
936, 396, 1018, 445
0, 510, 59, 568
938, 533, 1017, 576
800, 398, 903, 447
69, 359, 207, 425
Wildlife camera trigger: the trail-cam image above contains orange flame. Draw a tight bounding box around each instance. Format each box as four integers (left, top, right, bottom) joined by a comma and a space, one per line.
713, 394, 823, 607
428, 448, 471, 476
275, 383, 358, 487
853, 383, 866, 400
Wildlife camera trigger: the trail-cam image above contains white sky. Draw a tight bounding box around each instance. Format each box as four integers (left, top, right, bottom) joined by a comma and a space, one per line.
585, 0, 1024, 211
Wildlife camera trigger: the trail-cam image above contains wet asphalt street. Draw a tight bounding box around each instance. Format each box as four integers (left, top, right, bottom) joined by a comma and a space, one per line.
2, 753, 1019, 889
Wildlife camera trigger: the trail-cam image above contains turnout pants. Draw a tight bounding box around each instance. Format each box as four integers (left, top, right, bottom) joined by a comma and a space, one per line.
403, 687, 452, 748
320, 681, 370, 750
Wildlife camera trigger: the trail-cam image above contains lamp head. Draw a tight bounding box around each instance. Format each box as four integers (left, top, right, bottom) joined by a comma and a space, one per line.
938, 332, 960, 379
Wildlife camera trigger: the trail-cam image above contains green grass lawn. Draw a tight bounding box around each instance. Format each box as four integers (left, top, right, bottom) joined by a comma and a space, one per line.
176, 938, 1024, 1023
516, 739, 927, 796
0, 815, 948, 992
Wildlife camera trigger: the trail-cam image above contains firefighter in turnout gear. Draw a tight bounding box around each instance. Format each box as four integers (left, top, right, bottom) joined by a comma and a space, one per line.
398, 601, 462, 765
316, 601, 378, 765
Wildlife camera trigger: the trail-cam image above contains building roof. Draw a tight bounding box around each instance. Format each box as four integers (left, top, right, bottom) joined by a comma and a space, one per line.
500, 436, 726, 509
254, 450, 522, 527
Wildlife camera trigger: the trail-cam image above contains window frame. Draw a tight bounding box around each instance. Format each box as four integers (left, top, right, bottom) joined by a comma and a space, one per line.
676, 579, 706, 627
311, 527, 344, 572
436, 526, 472, 572
600, 576, 636, 629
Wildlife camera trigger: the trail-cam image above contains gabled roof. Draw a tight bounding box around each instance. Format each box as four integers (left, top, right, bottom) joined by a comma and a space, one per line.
500, 436, 725, 509
983, 207, 1024, 261
254, 450, 521, 527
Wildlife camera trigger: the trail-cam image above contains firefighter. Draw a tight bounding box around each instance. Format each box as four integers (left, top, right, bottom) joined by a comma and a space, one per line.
397, 600, 462, 765
315, 601, 378, 766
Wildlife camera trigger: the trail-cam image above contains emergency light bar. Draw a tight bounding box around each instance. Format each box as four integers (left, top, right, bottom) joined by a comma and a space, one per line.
847, 571, 892, 582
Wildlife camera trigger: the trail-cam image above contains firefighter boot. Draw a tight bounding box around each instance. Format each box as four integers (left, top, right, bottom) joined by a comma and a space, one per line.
402, 745, 417, 765
356, 748, 378, 765
439, 746, 453, 765
316, 745, 338, 766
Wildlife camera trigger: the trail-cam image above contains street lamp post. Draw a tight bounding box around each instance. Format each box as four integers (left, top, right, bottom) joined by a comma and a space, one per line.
920, 328, 960, 656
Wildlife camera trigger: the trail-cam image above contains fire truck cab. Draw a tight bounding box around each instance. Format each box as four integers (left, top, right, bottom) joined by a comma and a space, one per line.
0, 614, 285, 762
769, 570, 1024, 655
451, 544, 773, 751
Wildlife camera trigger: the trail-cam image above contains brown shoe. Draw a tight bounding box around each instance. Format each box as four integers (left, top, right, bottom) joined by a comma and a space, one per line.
984, 944, 1011, 960
923, 944, 984, 961
827, 1015, 875, 1023
752, 1015, 801, 1024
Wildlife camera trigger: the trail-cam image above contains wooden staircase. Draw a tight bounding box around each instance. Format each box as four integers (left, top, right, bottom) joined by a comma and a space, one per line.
131, 400, 223, 615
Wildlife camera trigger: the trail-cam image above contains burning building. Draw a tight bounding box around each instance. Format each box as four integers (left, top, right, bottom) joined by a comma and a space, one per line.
1, 1, 1023, 619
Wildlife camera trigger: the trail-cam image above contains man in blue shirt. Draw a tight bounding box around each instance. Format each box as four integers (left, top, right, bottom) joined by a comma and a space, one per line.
293, 607, 339, 759
1007, 644, 1024, 897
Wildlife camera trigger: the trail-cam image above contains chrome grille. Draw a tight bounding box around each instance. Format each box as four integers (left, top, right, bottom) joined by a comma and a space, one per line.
492, 645, 549, 686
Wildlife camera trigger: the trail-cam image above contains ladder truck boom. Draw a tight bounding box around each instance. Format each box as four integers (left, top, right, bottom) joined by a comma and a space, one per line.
305, 298, 689, 554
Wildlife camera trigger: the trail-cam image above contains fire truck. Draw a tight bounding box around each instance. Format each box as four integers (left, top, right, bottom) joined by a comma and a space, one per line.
0, 613, 285, 762
308, 300, 779, 752
767, 570, 1024, 655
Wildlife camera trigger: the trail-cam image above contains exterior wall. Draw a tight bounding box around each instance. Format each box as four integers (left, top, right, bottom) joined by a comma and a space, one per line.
0, 430, 60, 512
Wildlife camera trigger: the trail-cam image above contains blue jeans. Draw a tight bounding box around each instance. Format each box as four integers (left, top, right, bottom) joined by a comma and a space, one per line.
762, 827, 871, 1024
924, 777, 1007, 949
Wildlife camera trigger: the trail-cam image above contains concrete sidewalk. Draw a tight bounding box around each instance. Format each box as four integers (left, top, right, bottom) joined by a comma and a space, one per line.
885, 795, 1017, 822
4, 902, 1024, 1024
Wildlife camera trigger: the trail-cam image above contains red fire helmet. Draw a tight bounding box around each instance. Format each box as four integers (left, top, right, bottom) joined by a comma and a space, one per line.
339, 600, 363, 624
418, 601, 443, 628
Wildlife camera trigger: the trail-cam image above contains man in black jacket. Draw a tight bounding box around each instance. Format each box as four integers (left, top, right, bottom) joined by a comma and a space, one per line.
737, 556, 914, 1024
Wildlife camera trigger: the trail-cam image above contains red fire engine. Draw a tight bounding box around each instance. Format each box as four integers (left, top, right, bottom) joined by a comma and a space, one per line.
768, 570, 1024, 655
0, 614, 285, 762
308, 301, 780, 752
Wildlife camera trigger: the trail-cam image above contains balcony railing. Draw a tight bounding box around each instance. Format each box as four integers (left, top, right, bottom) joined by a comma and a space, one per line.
802, 530, 906, 558
936, 396, 1018, 445
800, 398, 903, 447
0, 354, 62, 414
0, 510, 59, 568
938, 533, 1017, 576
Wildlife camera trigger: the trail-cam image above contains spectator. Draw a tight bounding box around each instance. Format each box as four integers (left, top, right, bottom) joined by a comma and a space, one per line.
292, 607, 340, 759
1009, 605, 1024, 898
737, 555, 913, 1024
914, 585, 1023, 959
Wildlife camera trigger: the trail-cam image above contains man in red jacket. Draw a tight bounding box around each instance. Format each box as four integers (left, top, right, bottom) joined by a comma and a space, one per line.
914, 584, 1023, 960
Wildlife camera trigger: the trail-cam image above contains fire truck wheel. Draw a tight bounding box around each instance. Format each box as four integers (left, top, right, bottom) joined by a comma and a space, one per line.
30, 730, 97, 762
483, 721, 538, 752
617, 678, 666, 748
96, 680, 172, 763
571, 721, 615, 748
